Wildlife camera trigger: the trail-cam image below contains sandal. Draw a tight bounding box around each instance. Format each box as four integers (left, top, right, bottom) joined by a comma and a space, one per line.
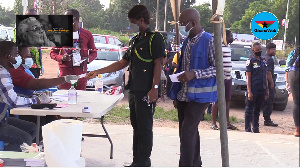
227, 124, 237, 130
211, 124, 219, 130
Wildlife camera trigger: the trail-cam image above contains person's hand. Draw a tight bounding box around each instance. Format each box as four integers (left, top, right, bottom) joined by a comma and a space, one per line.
286, 82, 291, 92
177, 71, 195, 83
62, 54, 72, 61
247, 91, 253, 101
270, 81, 274, 89
44, 90, 52, 97
64, 75, 79, 83
265, 90, 269, 100
147, 88, 158, 103
85, 70, 99, 79
173, 100, 178, 109
37, 93, 51, 104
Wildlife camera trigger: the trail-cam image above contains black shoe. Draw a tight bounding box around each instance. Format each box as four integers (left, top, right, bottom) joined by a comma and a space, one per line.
253, 130, 260, 133
264, 120, 278, 127
124, 162, 137, 167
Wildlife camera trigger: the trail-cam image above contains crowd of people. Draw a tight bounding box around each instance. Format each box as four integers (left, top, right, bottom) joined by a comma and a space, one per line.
0, 4, 299, 167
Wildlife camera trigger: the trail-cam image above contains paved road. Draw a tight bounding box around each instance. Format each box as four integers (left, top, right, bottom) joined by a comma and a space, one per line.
81, 123, 299, 167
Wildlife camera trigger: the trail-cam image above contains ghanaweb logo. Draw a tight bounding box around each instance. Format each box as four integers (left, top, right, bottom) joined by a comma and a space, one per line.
251, 11, 279, 40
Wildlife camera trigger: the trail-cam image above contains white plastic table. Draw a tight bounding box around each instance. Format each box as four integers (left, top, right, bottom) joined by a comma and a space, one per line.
10, 90, 124, 159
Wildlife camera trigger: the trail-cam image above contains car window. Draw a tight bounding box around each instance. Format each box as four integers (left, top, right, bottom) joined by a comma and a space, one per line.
96, 50, 120, 61
231, 44, 266, 61
115, 38, 122, 46
108, 37, 115, 45
94, 36, 106, 44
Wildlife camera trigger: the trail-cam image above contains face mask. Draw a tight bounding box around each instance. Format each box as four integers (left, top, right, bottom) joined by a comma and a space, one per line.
10, 55, 22, 69
73, 31, 79, 39
22, 58, 33, 69
179, 22, 193, 36
254, 51, 262, 57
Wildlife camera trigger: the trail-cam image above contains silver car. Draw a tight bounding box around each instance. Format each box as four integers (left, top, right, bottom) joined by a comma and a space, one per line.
86, 42, 125, 91
230, 41, 289, 111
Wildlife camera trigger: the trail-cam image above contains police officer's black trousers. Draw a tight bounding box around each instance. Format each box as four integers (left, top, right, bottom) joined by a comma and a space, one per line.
129, 91, 155, 166
245, 91, 265, 132
177, 101, 209, 167
289, 70, 300, 126
262, 88, 275, 121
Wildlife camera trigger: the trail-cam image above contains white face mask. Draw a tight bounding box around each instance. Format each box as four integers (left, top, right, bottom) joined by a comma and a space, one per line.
22, 58, 33, 69
179, 22, 193, 36
10, 55, 22, 69
73, 31, 79, 39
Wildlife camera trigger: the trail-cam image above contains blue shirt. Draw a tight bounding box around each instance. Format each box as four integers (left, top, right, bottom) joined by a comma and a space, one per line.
246, 56, 267, 93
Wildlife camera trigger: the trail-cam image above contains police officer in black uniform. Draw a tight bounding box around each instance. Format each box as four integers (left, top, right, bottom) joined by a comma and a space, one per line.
245, 42, 269, 133
86, 5, 165, 167
262, 43, 278, 127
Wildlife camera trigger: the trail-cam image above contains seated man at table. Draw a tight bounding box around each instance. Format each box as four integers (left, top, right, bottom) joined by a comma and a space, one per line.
0, 41, 51, 151
9, 46, 79, 139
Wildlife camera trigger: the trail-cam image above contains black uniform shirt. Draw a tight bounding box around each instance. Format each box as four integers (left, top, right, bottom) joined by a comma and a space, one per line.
246, 56, 267, 93
123, 27, 166, 91
262, 54, 275, 86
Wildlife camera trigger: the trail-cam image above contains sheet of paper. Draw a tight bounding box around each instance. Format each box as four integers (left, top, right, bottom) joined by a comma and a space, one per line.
169, 71, 185, 82
72, 52, 82, 66
73, 58, 86, 66
78, 73, 87, 79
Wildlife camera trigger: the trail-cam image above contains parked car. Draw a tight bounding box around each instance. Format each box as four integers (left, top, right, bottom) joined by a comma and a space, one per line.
93, 34, 128, 51
230, 41, 289, 111
86, 42, 125, 91
0, 26, 14, 42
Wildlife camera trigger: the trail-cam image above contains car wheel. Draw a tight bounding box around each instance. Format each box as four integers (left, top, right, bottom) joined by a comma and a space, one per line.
273, 99, 288, 111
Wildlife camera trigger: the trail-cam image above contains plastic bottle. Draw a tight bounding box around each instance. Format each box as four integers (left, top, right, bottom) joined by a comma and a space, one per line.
68, 83, 77, 104
95, 74, 103, 93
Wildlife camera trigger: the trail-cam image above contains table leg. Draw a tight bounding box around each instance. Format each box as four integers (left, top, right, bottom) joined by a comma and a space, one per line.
101, 116, 113, 159
36, 116, 40, 145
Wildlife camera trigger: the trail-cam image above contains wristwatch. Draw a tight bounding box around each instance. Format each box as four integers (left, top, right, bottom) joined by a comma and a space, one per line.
153, 85, 159, 89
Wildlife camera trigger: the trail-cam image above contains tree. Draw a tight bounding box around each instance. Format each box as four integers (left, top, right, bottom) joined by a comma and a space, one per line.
223, 0, 256, 28
271, 0, 299, 45
230, 0, 274, 34
0, 5, 15, 27
193, 2, 213, 33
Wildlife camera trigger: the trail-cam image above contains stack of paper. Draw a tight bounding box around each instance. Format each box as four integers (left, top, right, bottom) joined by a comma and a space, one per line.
0, 151, 45, 167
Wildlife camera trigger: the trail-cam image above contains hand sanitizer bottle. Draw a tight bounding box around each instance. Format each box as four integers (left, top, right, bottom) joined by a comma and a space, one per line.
95, 74, 103, 93
68, 83, 77, 104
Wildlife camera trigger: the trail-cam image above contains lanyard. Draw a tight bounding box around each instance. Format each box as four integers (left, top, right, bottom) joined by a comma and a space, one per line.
64, 28, 81, 54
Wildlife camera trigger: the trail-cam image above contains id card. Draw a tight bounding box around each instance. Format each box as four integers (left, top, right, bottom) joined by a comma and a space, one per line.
73, 52, 81, 66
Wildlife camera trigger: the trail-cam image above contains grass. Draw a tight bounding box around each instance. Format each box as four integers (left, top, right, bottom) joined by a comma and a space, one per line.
103, 105, 179, 123
100, 105, 243, 124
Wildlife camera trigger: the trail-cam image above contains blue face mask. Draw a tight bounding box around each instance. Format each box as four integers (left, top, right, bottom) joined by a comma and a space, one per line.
10, 55, 22, 69
179, 22, 193, 36
22, 58, 33, 69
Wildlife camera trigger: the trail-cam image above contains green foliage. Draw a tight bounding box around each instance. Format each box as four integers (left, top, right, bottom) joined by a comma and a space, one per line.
103, 105, 178, 123
13, 0, 22, 15
193, 3, 213, 33
0, 5, 15, 27
230, 0, 274, 34
153, 107, 178, 122
223, 0, 256, 28
203, 113, 212, 121
275, 44, 296, 59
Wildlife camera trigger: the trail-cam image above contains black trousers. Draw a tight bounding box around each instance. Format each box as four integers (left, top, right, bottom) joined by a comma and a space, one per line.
245, 91, 265, 132
262, 87, 275, 121
129, 91, 155, 166
177, 101, 209, 167
289, 70, 299, 126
